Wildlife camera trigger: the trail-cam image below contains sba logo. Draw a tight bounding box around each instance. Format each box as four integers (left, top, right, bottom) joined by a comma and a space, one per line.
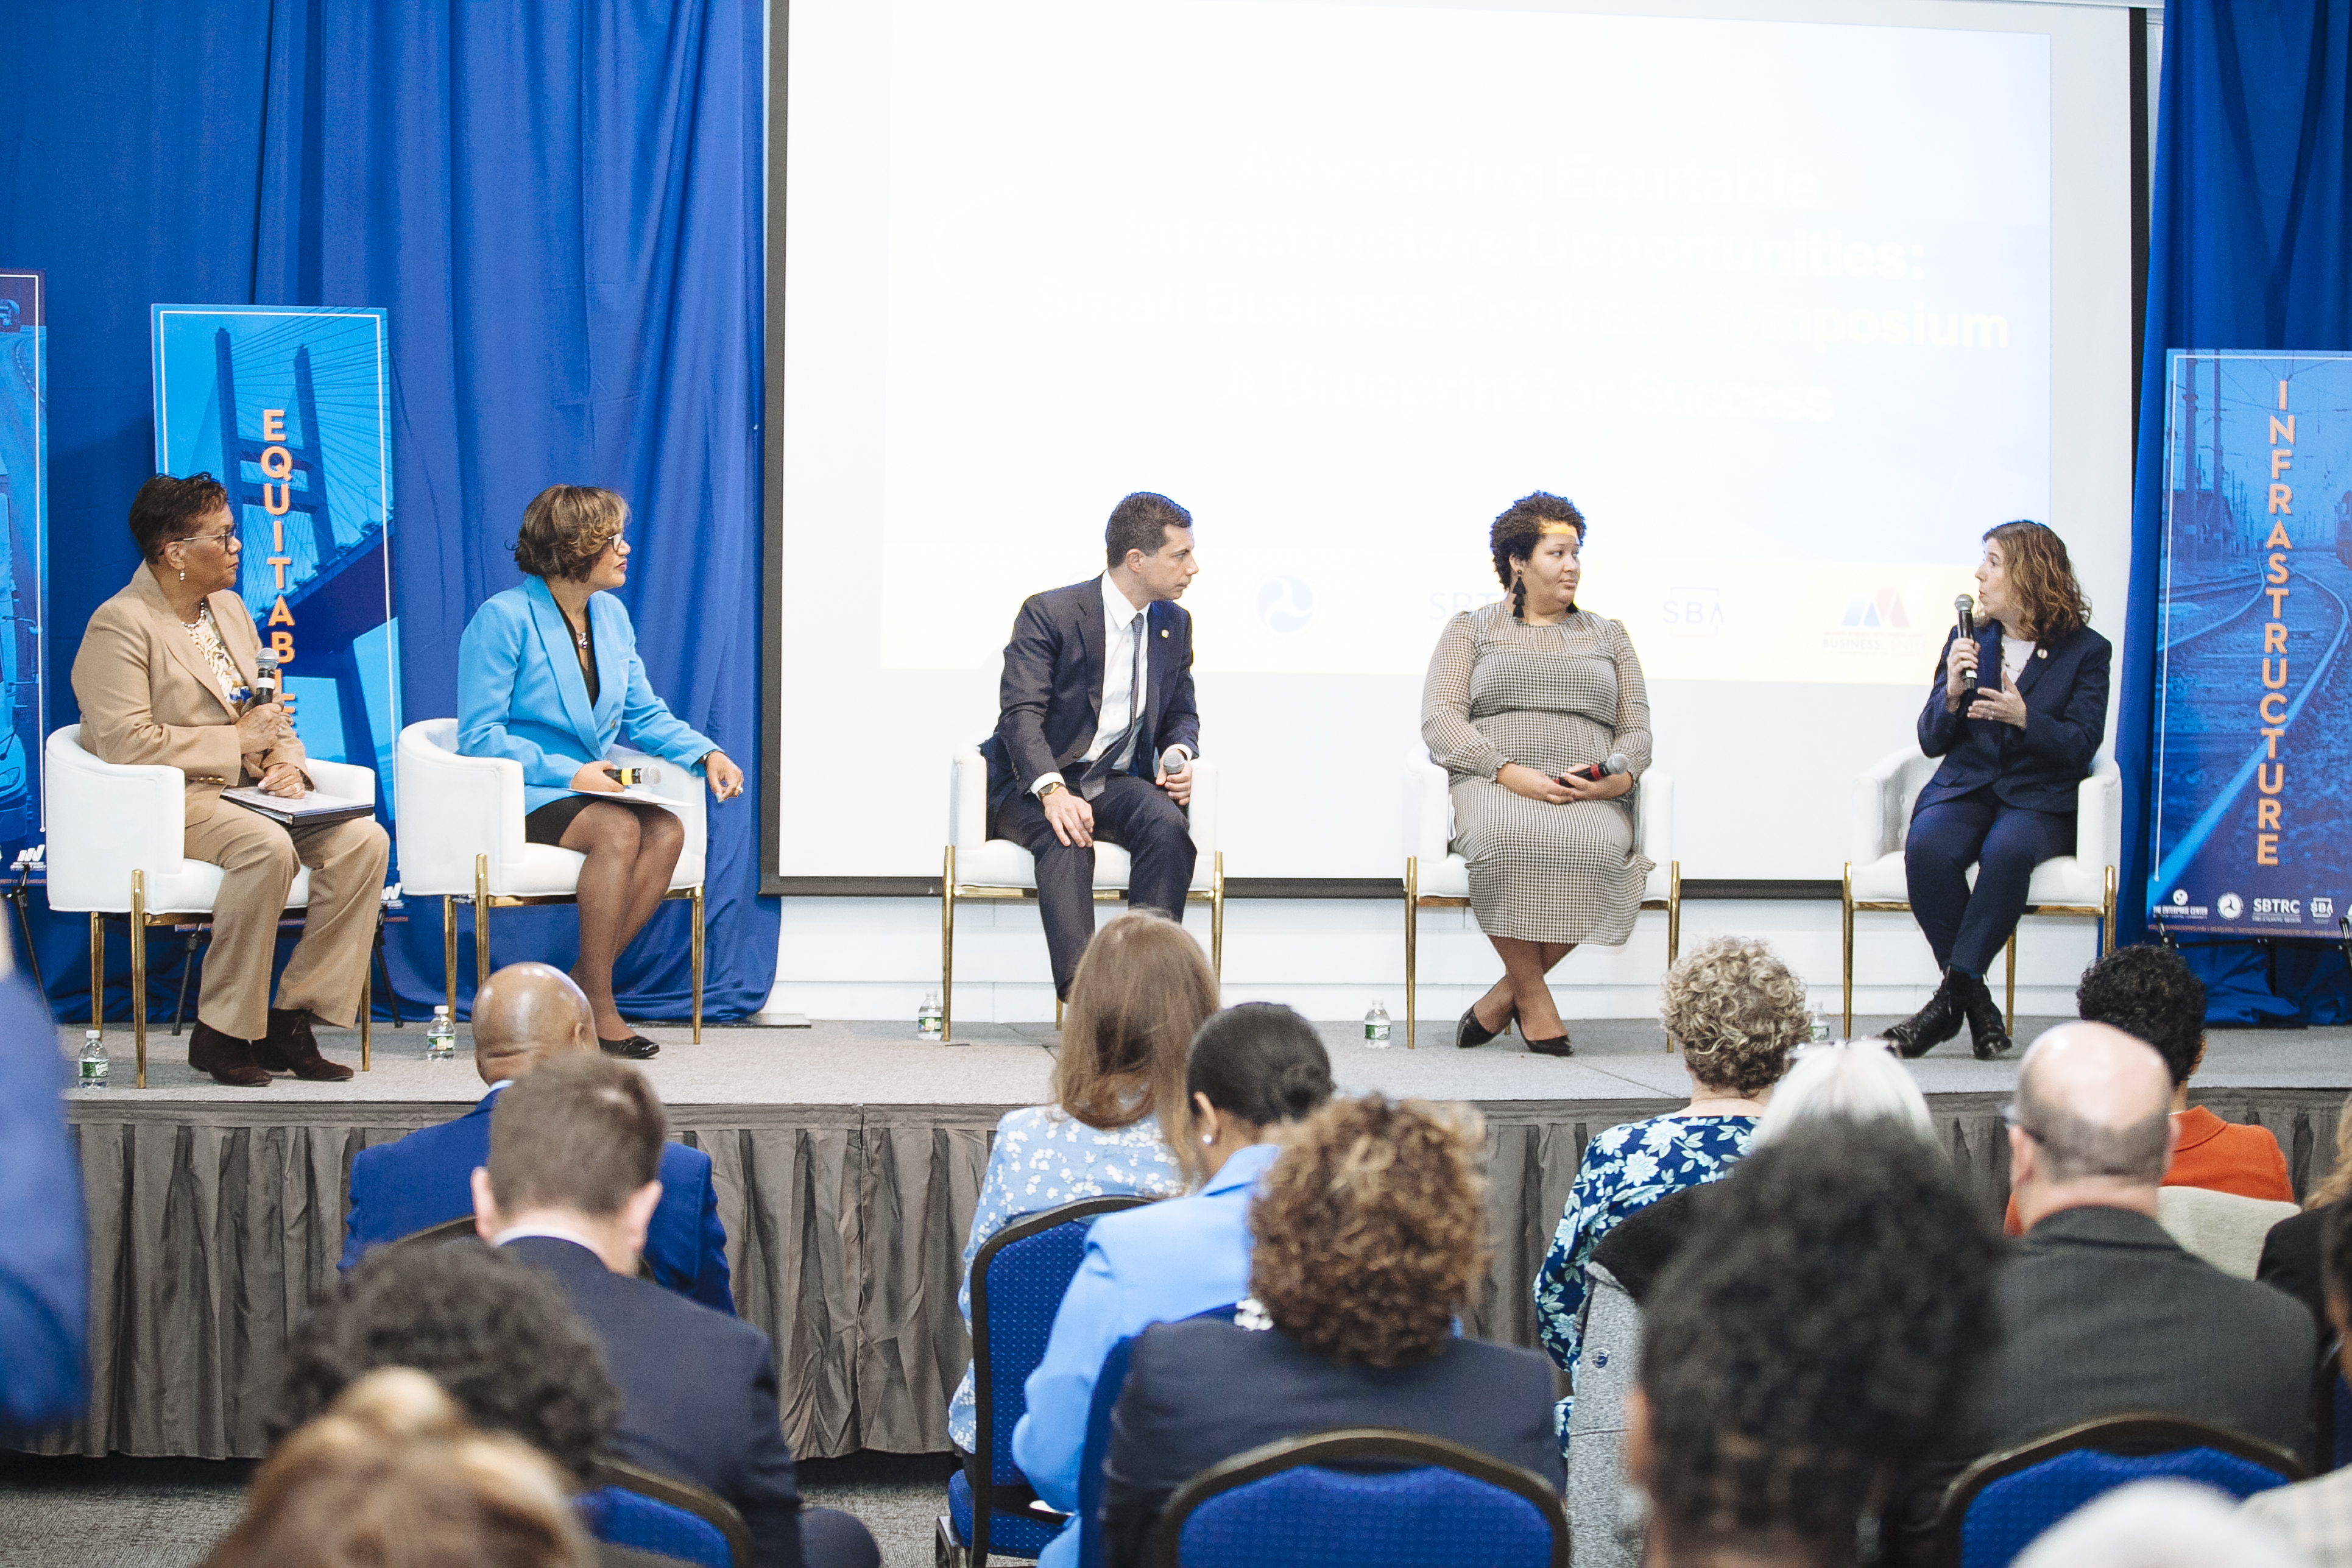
1663, 587, 1723, 638
1257, 576, 1313, 634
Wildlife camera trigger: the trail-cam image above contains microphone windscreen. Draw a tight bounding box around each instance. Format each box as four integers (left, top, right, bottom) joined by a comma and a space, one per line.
1954, 594, 1974, 620
1603, 752, 1630, 775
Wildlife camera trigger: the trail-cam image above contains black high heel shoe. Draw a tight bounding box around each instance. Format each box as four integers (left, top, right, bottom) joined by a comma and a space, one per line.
1457, 1002, 1517, 1050
1525, 1030, 1574, 1057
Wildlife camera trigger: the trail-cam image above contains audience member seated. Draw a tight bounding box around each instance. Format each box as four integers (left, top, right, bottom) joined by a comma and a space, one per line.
1535, 935, 1804, 1448
342, 961, 733, 1312
474, 1053, 880, 1568
1101, 1096, 1560, 1568
948, 910, 1215, 1455
0, 954, 87, 1441
210, 1368, 599, 1568
2242, 1199, 2352, 1563
1012, 1002, 1336, 1568
274, 1240, 623, 1487
1893, 1022, 2317, 1564
2025, 1481, 2308, 1568
2257, 1088, 2352, 1333
1630, 1121, 2000, 1568
2005, 944, 2292, 1235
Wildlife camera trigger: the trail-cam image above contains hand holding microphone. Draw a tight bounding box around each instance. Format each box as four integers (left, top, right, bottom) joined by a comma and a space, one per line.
1946, 595, 1980, 706
1155, 745, 1195, 805
1557, 753, 1631, 801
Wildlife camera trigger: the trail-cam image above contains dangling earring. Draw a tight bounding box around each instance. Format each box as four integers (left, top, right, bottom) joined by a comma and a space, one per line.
177, 570, 185, 582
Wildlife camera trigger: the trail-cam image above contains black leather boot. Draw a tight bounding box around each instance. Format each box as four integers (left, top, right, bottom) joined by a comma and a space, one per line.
1957, 970, 2013, 1060
1885, 969, 1967, 1058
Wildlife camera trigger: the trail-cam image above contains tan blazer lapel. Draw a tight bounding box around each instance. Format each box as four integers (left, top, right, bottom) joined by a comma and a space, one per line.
129, 566, 239, 720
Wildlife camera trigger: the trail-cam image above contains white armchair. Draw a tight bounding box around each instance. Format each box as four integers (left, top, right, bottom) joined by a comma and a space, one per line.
1402, 746, 1679, 1051
941, 746, 1224, 1044
1841, 741, 2118, 1034
46, 723, 381, 1086
395, 719, 708, 1039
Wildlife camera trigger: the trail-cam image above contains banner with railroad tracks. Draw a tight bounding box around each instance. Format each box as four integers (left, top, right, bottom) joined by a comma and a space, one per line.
150, 305, 400, 816
0, 274, 45, 851
2151, 351, 2352, 938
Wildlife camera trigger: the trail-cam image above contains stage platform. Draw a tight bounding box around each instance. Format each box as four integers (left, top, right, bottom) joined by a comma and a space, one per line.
38, 1016, 2352, 1463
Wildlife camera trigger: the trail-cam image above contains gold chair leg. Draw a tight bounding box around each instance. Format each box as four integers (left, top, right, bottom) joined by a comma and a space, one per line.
690, 883, 705, 1044
1841, 863, 1855, 1039
1404, 856, 1418, 1052
940, 845, 956, 1045
1665, 860, 1682, 1052
131, 871, 147, 1090
2005, 930, 2018, 1024
473, 853, 491, 998
361, 958, 372, 1072
2103, 864, 2117, 956
90, 913, 104, 1041
443, 894, 459, 1017
1210, 852, 1225, 986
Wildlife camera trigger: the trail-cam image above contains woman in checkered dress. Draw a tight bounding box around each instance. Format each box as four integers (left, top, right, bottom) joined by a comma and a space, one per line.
1419, 492, 1652, 1056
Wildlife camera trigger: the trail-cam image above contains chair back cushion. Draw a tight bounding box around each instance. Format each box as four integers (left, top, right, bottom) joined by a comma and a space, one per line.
979, 1219, 1097, 1486
1960, 1447, 2291, 1568
1176, 1464, 1555, 1568
948, 1465, 1061, 1560
577, 1486, 732, 1568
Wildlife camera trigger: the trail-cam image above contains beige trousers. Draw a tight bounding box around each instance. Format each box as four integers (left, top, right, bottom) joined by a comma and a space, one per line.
182, 807, 390, 1040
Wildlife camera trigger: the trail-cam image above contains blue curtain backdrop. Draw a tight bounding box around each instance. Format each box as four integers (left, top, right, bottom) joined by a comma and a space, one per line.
2122, 0, 2352, 1021
0, 0, 776, 1022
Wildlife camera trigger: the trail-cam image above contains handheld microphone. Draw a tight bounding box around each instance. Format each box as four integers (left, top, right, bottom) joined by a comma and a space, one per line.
606, 763, 663, 788
1158, 746, 1190, 777
1954, 595, 1978, 697
1560, 753, 1630, 785
252, 649, 281, 707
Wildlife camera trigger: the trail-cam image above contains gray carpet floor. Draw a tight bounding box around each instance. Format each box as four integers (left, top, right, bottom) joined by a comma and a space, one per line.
0, 1450, 956, 1568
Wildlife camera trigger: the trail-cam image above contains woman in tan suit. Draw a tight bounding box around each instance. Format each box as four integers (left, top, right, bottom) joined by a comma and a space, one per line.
71, 475, 390, 1086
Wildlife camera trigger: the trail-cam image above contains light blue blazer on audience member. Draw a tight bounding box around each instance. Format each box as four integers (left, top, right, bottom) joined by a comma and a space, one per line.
1011, 1142, 1280, 1568
456, 576, 718, 815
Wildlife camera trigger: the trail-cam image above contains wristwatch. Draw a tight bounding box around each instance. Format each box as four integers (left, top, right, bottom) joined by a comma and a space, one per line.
1038, 780, 1065, 800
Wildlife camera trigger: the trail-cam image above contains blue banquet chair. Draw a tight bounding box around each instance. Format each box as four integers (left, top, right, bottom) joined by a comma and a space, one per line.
1932, 1413, 2303, 1568
1148, 1428, 1567, 1568
579, 1456, 752, 1568
938, 1194, 1156, 1567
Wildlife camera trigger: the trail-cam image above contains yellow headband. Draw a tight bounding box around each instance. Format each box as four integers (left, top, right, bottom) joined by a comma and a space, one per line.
1538, 521, 1580, 537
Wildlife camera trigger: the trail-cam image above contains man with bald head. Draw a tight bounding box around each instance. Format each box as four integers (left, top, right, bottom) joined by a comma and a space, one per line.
339, 962, 732, 1312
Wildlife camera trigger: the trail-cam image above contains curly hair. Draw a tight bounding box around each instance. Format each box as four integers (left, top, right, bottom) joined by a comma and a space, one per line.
1985, 520, 2089, 641
1659, 936, 1807, 1097
1055, 911, 1220, 1173
2075, 944, 2205, 1088
1249, 1098, 1492, 1366
514, 485, 627, 580
128, 472, 230, 562
271, 1243, 620, 1483
1639, 1121, 2001, 1561
1487, 492, 1585, 618
213, 1369, 593, 1568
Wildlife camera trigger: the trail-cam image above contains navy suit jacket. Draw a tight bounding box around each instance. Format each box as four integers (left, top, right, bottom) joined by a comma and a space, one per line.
981, 576, 1199, 819
0, 969, 87, 1438
341, 1087, 734, 1315
506, 1237, 803, 1568
1101, 1321, 1563, 1568
1914, 621, 2111, 816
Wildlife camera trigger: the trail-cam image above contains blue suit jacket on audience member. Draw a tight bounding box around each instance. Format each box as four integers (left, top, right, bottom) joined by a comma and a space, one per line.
0, 969, 88, 1438
1913, 621, 2111, 817
1011, 1143, 1279, 1568
340, 1085, 735, 1314
505, 1235, 805, 1568
1101, 1319, 1564, 1568
457, 576, 719, 815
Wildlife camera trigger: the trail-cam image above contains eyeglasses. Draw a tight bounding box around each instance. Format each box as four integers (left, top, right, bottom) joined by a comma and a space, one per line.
2000, 1100, 2044, 1142
184, 529, 241, 551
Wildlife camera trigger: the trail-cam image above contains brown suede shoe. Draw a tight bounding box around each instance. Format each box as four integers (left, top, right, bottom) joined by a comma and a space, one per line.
188, 1021, 274, 1087
255, 1008, 355, 1081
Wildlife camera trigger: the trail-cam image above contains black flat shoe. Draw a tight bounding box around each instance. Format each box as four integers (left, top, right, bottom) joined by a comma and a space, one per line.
599, 1034, 660, 1060
1525, 1033, 1574, 1057
1457, 1003, 1516, 1049
1885, 970, 1967, 1059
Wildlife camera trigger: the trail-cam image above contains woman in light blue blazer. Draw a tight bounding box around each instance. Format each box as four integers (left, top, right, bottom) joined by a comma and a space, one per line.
1009, 1003, 1335, 1568
457, 486, 744, 1057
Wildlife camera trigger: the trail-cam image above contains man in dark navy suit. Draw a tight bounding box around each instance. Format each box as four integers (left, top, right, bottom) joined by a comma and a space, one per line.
341, 961, 732, 1313
0, 955, 86, 1441
983, 492, 1202, 998
476, 1054, 879, 1568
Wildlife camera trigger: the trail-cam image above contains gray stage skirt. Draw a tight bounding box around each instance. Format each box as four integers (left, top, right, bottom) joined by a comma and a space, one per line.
22, 1089, 2343, 1460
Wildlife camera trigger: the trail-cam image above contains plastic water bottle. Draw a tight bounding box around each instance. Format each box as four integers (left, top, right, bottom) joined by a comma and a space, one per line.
427, 1006, 457, 1062
1809, 1006, 1831, 1044
78, 1028, 107, 1089
1364, 999, 1393, 1048
918, 992, 944, 1040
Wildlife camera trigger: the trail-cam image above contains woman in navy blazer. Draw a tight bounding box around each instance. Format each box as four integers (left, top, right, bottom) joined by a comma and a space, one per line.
457, 487, 744, 1056
1892, 520, 2110, 1059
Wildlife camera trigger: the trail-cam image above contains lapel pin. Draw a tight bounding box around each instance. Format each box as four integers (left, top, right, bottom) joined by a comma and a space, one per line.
1160, 628, 1170, 638
2038, 649, 2047, 658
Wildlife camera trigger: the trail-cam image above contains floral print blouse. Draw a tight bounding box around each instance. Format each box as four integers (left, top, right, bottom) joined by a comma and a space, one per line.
1533, 1113, 1758, 1449
947, 1104, 1188, 1453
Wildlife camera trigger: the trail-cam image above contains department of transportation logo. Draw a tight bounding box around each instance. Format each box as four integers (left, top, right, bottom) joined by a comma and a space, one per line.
2217, 892, 2244, 921
1257, 576, 1313, 634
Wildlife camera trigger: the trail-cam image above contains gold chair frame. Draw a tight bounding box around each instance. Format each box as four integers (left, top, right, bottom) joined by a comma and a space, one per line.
441, 852, 705, 1043
1840, 861, 2116, 1037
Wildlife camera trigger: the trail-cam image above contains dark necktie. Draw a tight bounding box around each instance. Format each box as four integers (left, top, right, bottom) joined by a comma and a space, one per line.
1081, 611, 1150, 802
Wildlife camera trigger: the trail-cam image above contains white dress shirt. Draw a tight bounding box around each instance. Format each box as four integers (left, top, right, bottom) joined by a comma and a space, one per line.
1033, 574, 1188, 797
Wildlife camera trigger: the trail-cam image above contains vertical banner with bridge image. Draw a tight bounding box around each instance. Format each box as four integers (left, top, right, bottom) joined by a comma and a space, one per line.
2152, 351, 2352, 937
150, 306, 398, 815
0, 273, 47, 851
